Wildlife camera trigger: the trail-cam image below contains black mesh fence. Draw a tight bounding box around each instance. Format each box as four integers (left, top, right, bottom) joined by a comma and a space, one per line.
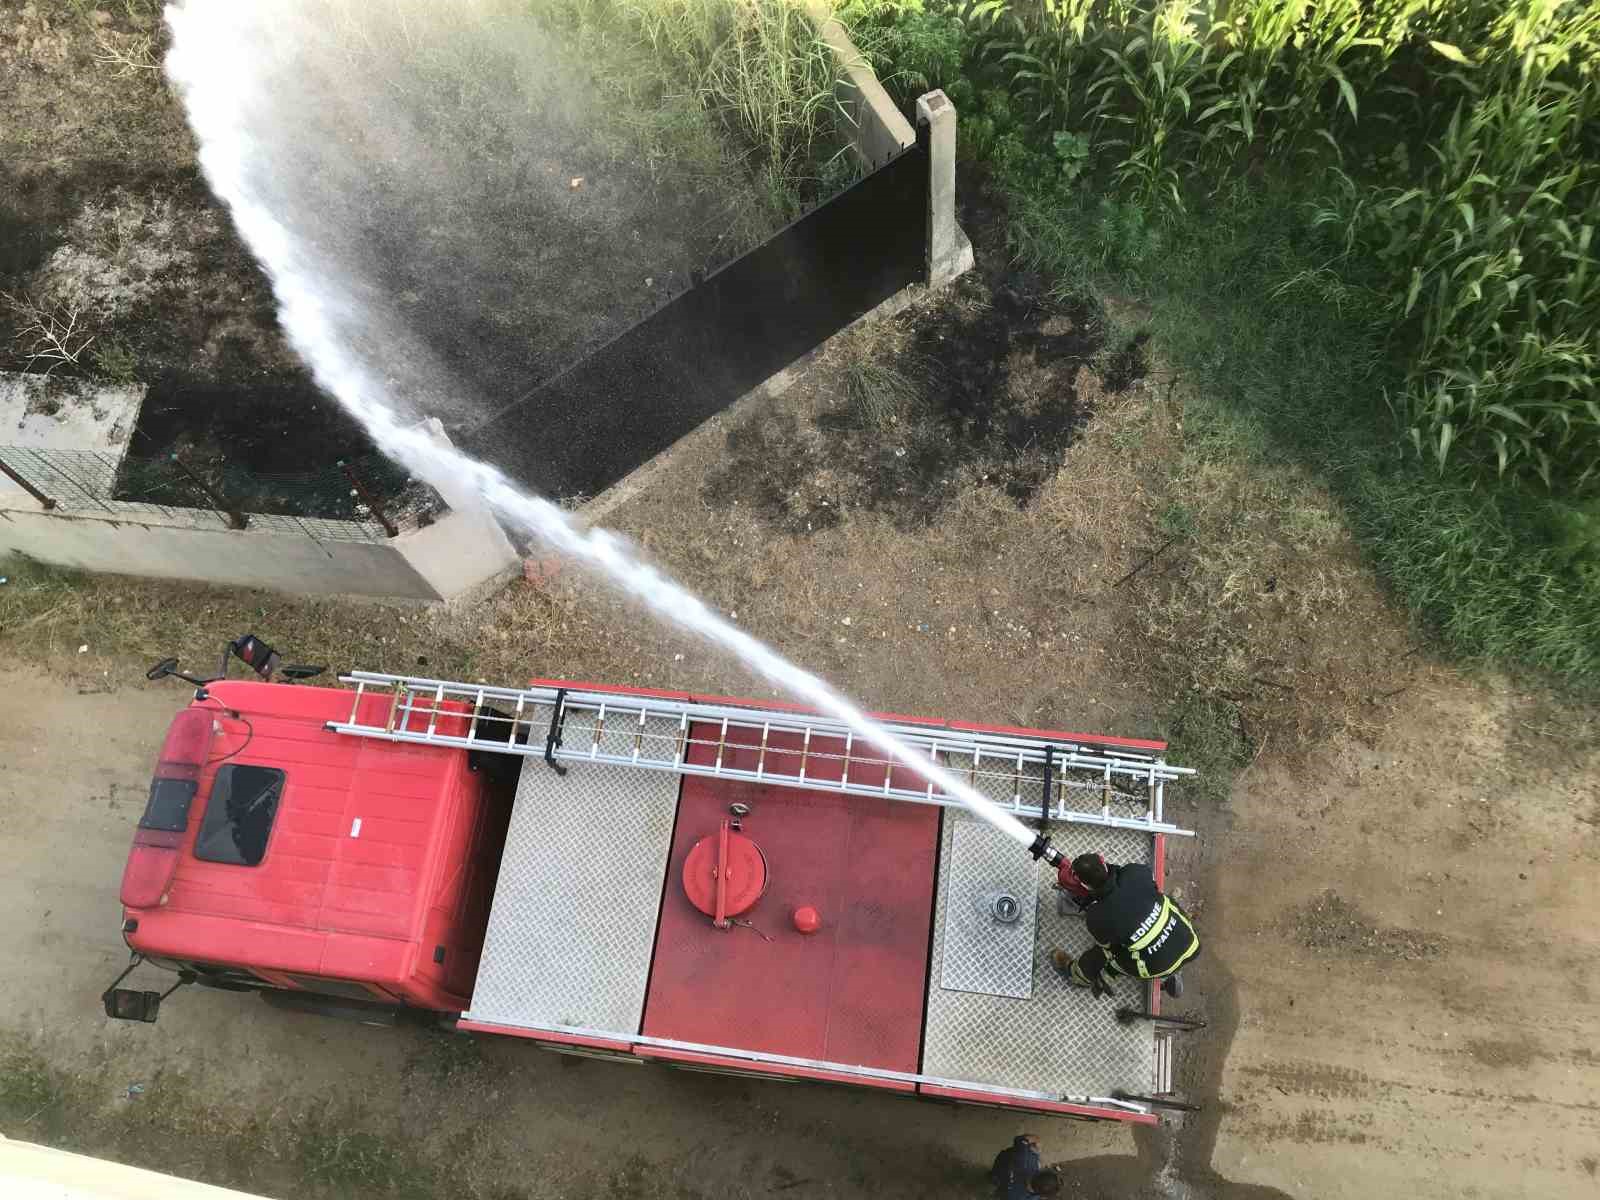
460, 138, 930, 500
0, 445, 444, 543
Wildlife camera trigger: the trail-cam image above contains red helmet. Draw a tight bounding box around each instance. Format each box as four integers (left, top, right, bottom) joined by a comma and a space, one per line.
1062, 852, 1110, 897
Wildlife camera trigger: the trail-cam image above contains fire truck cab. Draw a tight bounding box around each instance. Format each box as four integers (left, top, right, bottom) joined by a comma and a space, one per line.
117, 680, 511, 1015
111, 649, 1200, 1123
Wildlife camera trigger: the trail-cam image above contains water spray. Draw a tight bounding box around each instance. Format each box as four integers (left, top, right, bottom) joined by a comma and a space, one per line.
162, 0, 1067, 867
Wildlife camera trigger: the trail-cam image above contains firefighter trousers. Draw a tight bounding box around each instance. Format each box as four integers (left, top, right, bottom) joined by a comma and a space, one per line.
1070, 943, 1198, 988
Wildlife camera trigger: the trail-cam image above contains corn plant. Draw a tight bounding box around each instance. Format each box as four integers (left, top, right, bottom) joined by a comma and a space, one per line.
1088, 2, 1222, 211
980, 0, 1104, 129
1326, 7, 1600, 492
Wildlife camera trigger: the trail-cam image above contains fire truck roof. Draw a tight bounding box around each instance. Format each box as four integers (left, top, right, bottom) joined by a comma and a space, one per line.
130, 681, 471, 982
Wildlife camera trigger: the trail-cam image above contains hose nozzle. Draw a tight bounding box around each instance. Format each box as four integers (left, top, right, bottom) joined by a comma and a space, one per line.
1027, 834, 1063, 867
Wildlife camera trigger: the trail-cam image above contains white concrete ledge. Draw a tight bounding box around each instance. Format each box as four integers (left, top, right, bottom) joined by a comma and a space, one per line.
0, 499, 518, 601
806, 0, 914, 167
0, 419, 520, 602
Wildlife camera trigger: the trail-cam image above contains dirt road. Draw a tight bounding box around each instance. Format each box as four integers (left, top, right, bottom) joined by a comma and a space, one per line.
1186, 669, 1600, 1198
3, 654, 1595, 1198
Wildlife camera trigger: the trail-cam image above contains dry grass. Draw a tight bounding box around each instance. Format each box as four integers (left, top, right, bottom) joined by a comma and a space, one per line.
598, 300, 1419, 764
0, 1029, 521, 1200
1051, 361, 1415, 754
2, 3, 189, 171
1, 291, 97, 374
0, 556, 604, 692
90, 26, 160, 77
2, 308, 1415, 778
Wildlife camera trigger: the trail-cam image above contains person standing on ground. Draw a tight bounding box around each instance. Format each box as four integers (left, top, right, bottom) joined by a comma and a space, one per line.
990, 1134, 1061, 1199
1051, 852, 1199, 999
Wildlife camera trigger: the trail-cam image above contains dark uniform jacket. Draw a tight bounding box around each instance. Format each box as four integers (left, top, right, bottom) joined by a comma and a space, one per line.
1085, 862, 1200, 978
989, 1136, 1041, 1200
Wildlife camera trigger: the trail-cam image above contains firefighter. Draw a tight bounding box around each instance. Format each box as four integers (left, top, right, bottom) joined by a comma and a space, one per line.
1050, 852, 1199, 1000
989, 1135, 1061, 1199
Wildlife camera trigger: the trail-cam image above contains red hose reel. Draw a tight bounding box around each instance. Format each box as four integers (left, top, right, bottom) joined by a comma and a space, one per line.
682, 818, 769, 929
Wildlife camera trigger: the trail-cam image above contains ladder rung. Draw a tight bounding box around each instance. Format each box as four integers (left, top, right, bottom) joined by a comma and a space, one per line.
384, 681, 402, 733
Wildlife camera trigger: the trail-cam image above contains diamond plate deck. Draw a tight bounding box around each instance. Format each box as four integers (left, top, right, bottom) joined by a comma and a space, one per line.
922, 755, 1157, 1097
939, 818, 1038, 999
464, 722, 681, 1034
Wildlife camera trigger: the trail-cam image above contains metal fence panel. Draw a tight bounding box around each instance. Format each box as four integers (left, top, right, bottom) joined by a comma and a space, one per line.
460, 141, 930, 500
0, 445, 442, 544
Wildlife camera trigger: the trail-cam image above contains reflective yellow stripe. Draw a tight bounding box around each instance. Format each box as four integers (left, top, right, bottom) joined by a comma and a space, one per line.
1164, 910, 1201, 973
1128, 898, 1172, 952
1129, 901, 1196, 980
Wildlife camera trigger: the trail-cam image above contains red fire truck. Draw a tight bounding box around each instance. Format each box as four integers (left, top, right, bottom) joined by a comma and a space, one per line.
105, 636, 1201, 1124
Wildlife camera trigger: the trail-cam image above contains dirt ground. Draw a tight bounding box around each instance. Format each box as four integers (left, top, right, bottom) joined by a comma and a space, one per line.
3, 642, 1596, 1198
5, 274, 1599, 1198
1181, 668, 1600, 1198
4, 3, 1599, 1198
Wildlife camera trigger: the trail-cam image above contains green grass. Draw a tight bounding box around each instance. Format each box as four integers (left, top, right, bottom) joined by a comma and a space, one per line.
1007, 179, 1600, 684
838, 0, 1600, 686
0, 1034, 500, 1200
292, 1116, 420, 1196
843, 355, 928, 429
533, 0, 854, 210
0, 1046, 70, 1127
92, 336, 140, 384
1163, 695, 1251, 812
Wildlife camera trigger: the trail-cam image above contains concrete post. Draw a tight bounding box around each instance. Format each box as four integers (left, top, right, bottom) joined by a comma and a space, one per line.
915, 90, 975, 288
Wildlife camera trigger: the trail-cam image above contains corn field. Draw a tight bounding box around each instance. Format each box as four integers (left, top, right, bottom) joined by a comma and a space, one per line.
847, 0, 1600, 494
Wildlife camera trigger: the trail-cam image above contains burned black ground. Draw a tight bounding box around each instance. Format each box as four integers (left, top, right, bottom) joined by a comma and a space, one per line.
2, 1, 787, 522
702, 268, 1134, 533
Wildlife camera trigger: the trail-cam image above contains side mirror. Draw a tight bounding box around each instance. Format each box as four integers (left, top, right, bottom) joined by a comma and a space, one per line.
280, 664, 328, 682
103, 988, 164, 1023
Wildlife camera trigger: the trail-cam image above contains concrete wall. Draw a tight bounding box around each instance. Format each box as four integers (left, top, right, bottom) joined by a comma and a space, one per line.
0, 501, 519, 602
915, 90, 975, 286
806, 1, 914, 167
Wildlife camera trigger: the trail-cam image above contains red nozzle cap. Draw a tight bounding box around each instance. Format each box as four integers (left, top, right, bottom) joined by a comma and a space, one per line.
793, 905, 820, 934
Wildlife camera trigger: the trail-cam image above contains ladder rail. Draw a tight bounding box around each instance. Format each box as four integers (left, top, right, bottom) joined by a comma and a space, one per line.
323, 671, 1198, 837
324, 718, 1196, 835
332, 672, 1193, 786
325, 712, 1151, 794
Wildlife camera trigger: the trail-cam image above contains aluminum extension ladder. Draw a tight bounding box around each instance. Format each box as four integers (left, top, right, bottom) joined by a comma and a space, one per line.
325, 671, 1195, 837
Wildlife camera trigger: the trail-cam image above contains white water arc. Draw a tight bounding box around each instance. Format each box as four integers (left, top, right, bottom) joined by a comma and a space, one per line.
162, 0, 1040, 854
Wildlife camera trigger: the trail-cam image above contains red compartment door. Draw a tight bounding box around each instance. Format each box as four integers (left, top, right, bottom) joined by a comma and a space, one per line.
641, 725, 940, 1077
